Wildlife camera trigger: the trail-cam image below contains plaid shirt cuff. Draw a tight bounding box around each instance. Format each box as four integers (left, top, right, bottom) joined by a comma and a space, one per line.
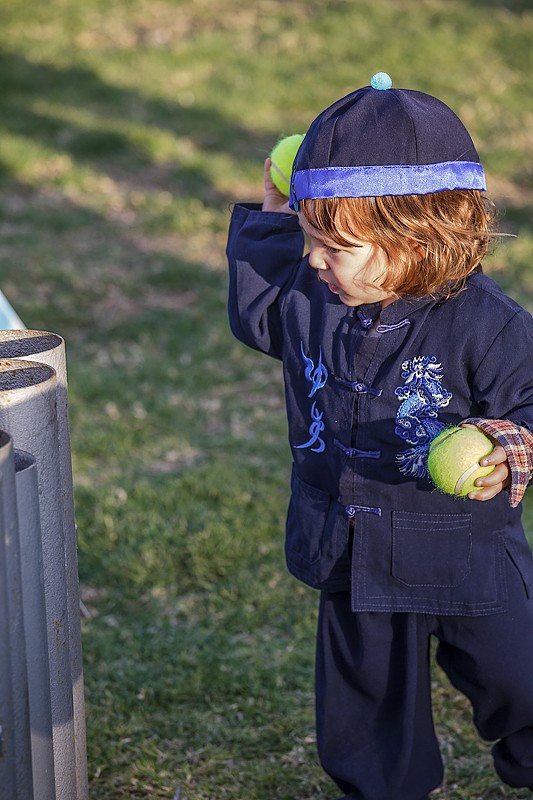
461, 418, 533, 508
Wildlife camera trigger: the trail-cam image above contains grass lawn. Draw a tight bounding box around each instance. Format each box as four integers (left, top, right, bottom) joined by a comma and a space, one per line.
1, 1, 533, 798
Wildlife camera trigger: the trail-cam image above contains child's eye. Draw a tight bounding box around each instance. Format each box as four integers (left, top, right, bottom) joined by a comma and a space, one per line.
325, 245, 341, 255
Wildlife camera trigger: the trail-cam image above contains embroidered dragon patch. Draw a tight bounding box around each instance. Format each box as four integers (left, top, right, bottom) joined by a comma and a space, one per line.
394, 356, 452, 478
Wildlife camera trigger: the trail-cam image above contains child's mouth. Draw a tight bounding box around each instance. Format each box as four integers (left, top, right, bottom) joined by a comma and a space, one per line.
319, 275, 340, 294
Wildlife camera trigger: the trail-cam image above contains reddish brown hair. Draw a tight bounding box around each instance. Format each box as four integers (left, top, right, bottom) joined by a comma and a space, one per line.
300, 190, 496, 300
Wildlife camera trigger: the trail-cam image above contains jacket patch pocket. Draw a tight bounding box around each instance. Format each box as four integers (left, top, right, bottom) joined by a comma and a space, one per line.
286, 469, 331, 566
285, 467, 351, 591
392, 511, 472, 588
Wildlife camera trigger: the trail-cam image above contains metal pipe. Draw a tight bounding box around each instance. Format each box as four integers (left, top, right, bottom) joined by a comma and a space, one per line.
15, 448, 56, 800
0, 331, 88, 799
0, 430, 33, 799
0, 360, 76, 800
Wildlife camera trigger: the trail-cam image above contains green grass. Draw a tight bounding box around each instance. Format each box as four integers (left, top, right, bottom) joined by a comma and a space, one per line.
1, 0, 533, 797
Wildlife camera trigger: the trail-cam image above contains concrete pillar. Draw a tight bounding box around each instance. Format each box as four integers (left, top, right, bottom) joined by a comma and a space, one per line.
0, 360, 77, 800
15, 448, 56, 800
0, 430, 33, 799
0, 332, 88, 800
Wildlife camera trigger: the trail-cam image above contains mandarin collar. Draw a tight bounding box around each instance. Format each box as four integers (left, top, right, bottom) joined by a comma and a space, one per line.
358, 295, 436, 325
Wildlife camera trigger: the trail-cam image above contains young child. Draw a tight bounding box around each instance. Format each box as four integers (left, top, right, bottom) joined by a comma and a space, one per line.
226, 73, 533, 799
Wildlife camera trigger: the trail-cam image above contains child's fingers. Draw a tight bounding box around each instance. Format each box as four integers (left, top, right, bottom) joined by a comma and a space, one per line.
480, 444, 507, 466
458, 435, 510, 501
474, 461, 510, 488
468, 481, 507, 501
264, 158, 276, 191
262, 158, 294, 214
468, 458, 511, 501
264, 157, 286, 195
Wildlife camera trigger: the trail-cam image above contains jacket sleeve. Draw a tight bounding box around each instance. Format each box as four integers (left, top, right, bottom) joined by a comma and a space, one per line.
461, 307, 533, 506
226, 203, 304, 360
471, 308, 533, 433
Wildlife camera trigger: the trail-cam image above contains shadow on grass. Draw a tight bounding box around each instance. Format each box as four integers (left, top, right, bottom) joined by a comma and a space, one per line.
0, 46, 257, 329
0, 47, 271, 208
0, 168, 228, 343
466, 0, 533, 10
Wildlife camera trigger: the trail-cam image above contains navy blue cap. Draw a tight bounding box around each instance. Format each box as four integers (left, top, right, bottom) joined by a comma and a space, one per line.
289, 73, 485, 210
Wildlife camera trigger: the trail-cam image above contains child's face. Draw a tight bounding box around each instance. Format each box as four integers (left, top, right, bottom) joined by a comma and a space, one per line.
298, 213, 395, 309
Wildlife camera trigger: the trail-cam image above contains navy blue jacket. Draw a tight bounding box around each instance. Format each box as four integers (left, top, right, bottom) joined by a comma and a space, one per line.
227, 203, 533, 615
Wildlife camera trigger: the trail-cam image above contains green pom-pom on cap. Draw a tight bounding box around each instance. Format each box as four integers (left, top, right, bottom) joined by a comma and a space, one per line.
427, 426, 496, 497
370, 72, 393, 90
269, 133, 305, 196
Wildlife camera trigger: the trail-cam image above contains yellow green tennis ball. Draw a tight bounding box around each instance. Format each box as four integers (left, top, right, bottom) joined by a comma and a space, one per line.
269, 134, 305, 196
427, 426, 496, 497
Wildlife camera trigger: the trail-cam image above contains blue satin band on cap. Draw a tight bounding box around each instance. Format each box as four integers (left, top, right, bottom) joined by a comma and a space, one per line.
289, 161, 486, 208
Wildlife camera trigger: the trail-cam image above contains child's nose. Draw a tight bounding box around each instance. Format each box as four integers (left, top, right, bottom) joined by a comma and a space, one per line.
308, 246, 327, 271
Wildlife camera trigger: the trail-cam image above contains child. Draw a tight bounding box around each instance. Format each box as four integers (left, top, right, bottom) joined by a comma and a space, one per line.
226, 73, 533, 799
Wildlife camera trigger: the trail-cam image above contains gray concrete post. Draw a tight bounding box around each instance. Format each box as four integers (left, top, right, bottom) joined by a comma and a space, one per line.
15, 449, 56, 800
0, 430, 33, 800
0, 331, 88, 800
0, 360, 77, 800
0, 441, 16, 800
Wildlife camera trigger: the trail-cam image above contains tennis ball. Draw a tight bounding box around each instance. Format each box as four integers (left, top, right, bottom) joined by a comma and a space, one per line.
427, 426, 496, 497
269, 134, 305, 196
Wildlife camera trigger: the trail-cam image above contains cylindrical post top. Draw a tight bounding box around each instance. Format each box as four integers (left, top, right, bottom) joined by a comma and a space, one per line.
0, 360, 56, 391
0, 331, 64, 359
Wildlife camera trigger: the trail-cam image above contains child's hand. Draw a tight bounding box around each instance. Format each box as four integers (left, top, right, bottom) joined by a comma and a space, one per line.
262, 158, 295, 214
461, 425, 511, 501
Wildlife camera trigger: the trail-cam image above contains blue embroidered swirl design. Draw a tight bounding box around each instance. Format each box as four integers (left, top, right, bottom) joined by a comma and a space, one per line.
295, 402, 325, 453
296, 342, 328, 453
394, 355, 452, 478
300, 341, 328, 398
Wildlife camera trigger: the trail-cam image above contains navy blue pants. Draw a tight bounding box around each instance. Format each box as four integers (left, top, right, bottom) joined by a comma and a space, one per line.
316, 557, 533, 800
